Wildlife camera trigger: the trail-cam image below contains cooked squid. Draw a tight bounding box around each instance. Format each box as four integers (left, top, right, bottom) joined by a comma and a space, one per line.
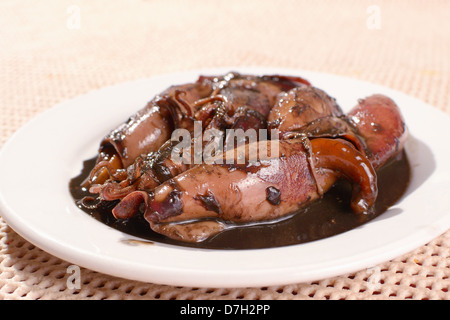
74, 72, 408, 244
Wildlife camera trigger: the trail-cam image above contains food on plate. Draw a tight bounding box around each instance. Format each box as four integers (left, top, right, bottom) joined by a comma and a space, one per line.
70, 72, 410, 249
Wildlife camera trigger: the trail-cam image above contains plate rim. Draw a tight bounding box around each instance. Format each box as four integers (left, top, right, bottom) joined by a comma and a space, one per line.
1, 66, 450, 288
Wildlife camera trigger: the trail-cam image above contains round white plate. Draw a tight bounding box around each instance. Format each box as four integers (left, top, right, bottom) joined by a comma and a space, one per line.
1, 67, 449, 288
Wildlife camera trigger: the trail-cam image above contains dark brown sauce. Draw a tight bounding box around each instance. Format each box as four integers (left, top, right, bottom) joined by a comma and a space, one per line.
69, 150, 410, 249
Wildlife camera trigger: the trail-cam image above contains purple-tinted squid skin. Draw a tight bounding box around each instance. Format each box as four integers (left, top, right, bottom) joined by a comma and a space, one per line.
112, 139, 321, 237
112, 136, 379, 242
143, 139, 320, 224
88, 72, 311, 201
267, 85, 343, 133
90, 72, 408, 244
193, 72, 311, 132
98, 84, 205, 168
101, 79, 218, 167
149, 95, 403, 243
348, 94, 407, 169
86, 79, 215, 187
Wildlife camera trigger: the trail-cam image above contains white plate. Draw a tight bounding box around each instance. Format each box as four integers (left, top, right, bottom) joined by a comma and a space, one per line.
1, 67, 449, 288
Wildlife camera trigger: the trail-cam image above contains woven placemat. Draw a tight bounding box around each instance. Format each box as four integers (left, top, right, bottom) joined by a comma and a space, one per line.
1, 0, 449, 300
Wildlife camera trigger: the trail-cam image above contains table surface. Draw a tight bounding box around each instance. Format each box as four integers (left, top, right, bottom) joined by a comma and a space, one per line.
1, 0, 449, 300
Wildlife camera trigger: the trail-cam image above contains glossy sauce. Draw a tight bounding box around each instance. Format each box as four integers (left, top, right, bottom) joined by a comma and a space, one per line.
69, 150, 410, 249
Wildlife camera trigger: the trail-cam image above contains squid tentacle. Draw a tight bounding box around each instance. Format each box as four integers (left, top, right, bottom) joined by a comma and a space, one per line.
310, 138, 377, 214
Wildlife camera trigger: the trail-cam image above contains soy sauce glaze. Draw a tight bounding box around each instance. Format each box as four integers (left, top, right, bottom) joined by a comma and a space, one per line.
69, 151, 410, 249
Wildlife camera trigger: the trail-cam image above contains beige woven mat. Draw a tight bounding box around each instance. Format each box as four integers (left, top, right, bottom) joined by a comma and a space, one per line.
1, 0, 449, 300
